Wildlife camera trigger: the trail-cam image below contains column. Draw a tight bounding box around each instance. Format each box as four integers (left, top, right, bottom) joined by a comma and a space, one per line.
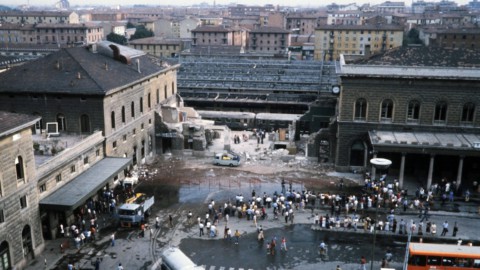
371, 153, 377, 180
426, 154, 435, 190
456, 156, 464, 191
399, 153, 406, 189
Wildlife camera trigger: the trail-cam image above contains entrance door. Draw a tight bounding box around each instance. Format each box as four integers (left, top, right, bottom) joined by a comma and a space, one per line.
350, 140, 366, 166
22, 225, 34, 260
0, 241, 11, 270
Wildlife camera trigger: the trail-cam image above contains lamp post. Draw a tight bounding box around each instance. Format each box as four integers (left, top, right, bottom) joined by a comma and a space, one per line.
369, 158, 392, 270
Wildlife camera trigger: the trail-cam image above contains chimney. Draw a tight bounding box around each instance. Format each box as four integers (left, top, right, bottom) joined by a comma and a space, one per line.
77, 72, 81, 79
136, 59, 141, 73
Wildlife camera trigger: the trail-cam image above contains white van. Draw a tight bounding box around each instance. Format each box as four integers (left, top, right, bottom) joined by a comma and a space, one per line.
161, 247, 204, 270
213, 152, 241, 167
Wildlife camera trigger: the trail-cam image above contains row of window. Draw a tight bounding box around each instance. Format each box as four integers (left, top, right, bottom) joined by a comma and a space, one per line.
110, 84, 173, 129
34, 113, 91, 133
353, 99, 476, 124
38, 149, 101, 195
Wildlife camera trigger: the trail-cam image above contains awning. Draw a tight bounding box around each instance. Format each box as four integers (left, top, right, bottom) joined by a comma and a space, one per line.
39, 157, 131, 211
369, 130, 480, 155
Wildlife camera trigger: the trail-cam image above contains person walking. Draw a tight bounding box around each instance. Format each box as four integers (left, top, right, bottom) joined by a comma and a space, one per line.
111, 233, 115, 247
117, 263, 124, 270
169, 215, 173, 227
94, 258, 101, 270
199, 222, 204, 237
234, 229, 241, 244
281, 237, 287, 251
453, 222, 459, 237
360, 256, 367, 270
441, 221, 449, 236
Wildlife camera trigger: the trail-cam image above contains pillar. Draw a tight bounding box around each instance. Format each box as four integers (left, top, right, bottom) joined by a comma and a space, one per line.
456, 156, 464, 190
399, 153, 406, 189
371, 153, 377, 180
426, 154, 435, 190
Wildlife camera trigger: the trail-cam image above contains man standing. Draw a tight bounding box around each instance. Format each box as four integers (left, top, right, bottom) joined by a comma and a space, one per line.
453, 222, 459, 237
199, 222, 204, 237
234, 229, 241, 244
441, 221, 449, 236
360, 256, 367, 270
281, 237, 287, 251
110, 233, 115, 247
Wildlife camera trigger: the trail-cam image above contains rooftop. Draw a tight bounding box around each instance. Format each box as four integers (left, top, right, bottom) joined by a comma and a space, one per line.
0, 41, 176, 96
0, 111, 40, 138
352, 46, 480, 67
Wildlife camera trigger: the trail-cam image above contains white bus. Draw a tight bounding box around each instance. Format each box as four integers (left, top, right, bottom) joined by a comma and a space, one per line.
161, 247, 204, 270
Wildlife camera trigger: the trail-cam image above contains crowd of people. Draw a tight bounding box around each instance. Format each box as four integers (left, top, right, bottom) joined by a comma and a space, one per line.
188, 170, 475, 268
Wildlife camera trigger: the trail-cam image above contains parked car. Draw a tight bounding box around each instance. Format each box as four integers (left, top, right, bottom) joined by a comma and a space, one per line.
213, 152, 241, 167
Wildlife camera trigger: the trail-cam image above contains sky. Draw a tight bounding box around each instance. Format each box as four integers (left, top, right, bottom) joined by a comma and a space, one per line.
2, 0, 471, 8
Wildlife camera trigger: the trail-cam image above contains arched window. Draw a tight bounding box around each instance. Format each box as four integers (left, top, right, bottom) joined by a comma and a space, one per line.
354, 98, 367, 121
164, 85, 167, 99
139, 97, 143, 113
171, 82, 175, 95
380, 99, 393, 122
148, 93, 151, 108
80, 114, 90, 133
0, 241, 11, 270
16, 156, 25, 181
407, 100, 420, 123
434, 101, 448, 124
121, 106, 126, 123
56, 113, 66, 131
461, 102, 475, 124
111, 111, 116, 129
131, 102, 135, 118
156, 89, 160, 104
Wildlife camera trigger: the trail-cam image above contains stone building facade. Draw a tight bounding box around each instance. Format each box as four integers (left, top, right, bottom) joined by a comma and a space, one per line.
249, 26, 290, 54
334, 47, 480, 190
0, 41, 180, 165
0, 112, 44, 270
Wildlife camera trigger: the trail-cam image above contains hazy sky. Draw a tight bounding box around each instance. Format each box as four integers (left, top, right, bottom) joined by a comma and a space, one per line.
4, 0, 471, 8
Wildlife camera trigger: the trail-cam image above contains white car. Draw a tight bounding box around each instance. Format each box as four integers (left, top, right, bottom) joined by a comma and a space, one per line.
213, 152, 241, 167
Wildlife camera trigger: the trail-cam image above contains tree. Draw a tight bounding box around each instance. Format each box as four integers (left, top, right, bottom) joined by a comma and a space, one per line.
130, 25, 154, 41
404, 28, 423, 46
106, 32, 127, 45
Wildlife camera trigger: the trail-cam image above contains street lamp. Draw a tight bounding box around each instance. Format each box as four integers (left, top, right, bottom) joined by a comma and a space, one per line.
369, 158, 392, 270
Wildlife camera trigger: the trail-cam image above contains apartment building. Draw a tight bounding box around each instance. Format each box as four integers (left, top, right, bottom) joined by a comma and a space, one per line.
314, 24, 404, 60
192, 25, 233, 46
128, 37, 183, 57
249, 26, 290, 54
286, 14, 319, 35
0, 22, 104, 46
0, 11, 79, 24
419, 26, 480, 49
35, 23, 104, 45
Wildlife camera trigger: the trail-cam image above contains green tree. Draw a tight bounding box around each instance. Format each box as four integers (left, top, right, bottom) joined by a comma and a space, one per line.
106, 32, 127, 45
130, 25, 154, 41
404, 28, 423, 46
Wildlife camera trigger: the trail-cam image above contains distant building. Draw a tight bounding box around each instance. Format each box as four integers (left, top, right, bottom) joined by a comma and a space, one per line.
374, 1, 406, 14
0, 22, 104, 46
249, 26, 290, 55
55, 0, 70, 9
192, 25, 233, 46
0, 11, 79, 24
286, 14, 320, 35
128, 37, 183, 57
314, 24, 404, 60
419, 26, 480, 49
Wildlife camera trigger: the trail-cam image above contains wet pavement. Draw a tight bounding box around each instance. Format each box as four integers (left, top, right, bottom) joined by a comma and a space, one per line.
25, 130, 480, 270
